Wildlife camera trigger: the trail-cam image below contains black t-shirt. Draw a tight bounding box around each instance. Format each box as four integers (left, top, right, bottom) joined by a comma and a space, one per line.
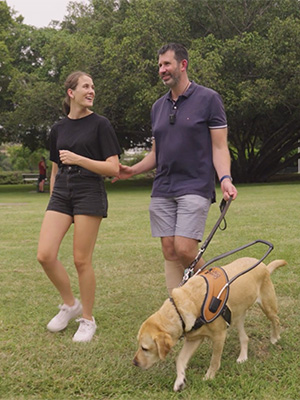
49, 113, 121, 175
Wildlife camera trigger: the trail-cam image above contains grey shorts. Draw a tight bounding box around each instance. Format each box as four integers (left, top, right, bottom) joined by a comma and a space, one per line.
149, 194, 211, 241
47, 167, 108, 217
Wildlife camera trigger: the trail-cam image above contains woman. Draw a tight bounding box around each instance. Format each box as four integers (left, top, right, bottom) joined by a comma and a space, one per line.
38, 156, 47, 193
37, 71, 121, 342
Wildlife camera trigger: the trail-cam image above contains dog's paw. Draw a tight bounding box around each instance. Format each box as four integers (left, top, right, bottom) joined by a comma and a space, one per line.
237, 355, 248, 363
270, 335, 280, 345
203, 369, 216, 380
173, 377, 186, 392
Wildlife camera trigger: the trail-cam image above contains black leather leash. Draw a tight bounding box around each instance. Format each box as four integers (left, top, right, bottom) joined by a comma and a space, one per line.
180, 196, 233, 286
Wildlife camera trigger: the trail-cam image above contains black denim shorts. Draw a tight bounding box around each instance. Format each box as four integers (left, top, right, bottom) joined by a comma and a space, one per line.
47, 167, 108, 217
38, 174, 46, 182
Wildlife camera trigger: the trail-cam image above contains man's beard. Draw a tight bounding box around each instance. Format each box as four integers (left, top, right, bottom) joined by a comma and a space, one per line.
161, 67, 180, 88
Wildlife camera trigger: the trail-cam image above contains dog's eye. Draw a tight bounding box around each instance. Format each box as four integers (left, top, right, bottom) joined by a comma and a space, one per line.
141, 346, 149, 352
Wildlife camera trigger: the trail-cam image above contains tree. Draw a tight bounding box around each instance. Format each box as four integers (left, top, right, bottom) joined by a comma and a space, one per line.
93, 0, 191, 148
0, 1, 16, 143
177, 0, 300, 39
1, 0, 300, 182
2, 10, 99, 149
189, 18, 300, 182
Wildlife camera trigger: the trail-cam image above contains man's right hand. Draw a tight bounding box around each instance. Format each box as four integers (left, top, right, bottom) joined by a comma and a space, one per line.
111, 164, 134, 183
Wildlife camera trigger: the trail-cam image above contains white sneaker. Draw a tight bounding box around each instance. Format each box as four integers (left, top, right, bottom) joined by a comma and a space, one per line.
47, 298, 82, 332
72, 317, 97, 342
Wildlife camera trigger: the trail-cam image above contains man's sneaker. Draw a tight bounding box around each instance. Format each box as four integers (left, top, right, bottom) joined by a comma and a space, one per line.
72, 317, 97, 342
47, 298, 82, 332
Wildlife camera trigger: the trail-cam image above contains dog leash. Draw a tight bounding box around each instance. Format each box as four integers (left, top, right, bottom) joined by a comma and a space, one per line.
180, 196, 233, 286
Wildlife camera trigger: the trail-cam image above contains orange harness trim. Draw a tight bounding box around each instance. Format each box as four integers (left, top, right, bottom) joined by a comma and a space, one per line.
192, 267, 231, 331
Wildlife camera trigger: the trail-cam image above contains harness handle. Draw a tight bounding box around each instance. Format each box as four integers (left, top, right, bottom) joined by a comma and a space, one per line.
196, 239, 274, 301
195, 239, 273, 275
189, 240, 274, 331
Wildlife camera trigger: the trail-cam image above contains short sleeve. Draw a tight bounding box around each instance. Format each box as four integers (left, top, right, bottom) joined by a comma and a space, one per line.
208, 93, 227, 129
49, 125, 59, 164
97, 118, 122, 160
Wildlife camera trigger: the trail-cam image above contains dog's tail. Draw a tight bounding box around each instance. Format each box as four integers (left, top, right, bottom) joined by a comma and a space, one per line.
267, 259, 287, 274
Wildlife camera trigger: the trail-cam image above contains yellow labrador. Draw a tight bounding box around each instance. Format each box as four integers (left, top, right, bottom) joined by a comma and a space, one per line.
133, 257, 286, 392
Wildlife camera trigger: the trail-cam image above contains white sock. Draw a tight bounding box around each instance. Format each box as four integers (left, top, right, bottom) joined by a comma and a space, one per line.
164, 260, 185, 296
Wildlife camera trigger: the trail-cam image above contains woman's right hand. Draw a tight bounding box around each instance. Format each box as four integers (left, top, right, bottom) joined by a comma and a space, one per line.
111, 164, 134, 183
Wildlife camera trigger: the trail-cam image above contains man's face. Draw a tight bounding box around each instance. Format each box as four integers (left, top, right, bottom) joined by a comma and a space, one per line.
158, 50, 181, 88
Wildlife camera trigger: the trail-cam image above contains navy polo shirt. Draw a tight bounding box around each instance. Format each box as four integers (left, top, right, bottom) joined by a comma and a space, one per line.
150, 81, 227, 201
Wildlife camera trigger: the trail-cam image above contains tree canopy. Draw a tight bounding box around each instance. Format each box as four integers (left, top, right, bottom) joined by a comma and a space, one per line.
1, 0, 300, 182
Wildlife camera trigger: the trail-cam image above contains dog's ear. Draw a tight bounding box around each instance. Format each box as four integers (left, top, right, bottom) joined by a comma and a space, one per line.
154, 332, 174, 360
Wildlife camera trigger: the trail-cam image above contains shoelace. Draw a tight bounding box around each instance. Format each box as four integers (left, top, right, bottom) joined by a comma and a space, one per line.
58, 304, 71, 313
76, 318, 94, 330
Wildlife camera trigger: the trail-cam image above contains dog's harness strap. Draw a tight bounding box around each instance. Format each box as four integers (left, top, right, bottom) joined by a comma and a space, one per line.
191, 267, 231, 331
191, 317, 205, 331
191, 306, 231, 331
221, 305, 231, 326
201, 267, 229, 322
169, 297, 186, 332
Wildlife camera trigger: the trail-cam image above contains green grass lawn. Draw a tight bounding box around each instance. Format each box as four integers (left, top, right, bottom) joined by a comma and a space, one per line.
0, 180, 299, 399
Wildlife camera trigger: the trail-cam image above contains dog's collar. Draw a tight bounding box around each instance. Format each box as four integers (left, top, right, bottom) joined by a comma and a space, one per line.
169, 297, 186, 332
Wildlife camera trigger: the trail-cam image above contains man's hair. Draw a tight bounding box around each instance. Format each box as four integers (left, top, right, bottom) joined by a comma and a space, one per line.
158, 43, 189, 65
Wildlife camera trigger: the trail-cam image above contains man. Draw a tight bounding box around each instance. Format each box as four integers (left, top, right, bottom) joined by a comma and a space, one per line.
115, 43, 237, 294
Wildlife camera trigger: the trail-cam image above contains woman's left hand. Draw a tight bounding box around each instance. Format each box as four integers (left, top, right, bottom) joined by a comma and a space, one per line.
59, 150, 80, 165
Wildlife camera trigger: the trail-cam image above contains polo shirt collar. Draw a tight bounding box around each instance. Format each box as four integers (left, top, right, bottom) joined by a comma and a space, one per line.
166, 80, 196, 102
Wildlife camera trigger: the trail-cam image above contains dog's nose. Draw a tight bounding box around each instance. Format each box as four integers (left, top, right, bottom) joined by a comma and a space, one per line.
132, 358, 139, 367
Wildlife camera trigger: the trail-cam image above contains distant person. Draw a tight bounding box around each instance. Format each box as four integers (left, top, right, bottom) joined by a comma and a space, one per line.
114, 43, 237, 295
37, 71, 121, 342
38, 156, 47, 193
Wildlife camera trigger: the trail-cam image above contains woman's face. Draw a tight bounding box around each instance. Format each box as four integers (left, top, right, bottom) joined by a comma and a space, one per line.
68, 75, 95, 109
